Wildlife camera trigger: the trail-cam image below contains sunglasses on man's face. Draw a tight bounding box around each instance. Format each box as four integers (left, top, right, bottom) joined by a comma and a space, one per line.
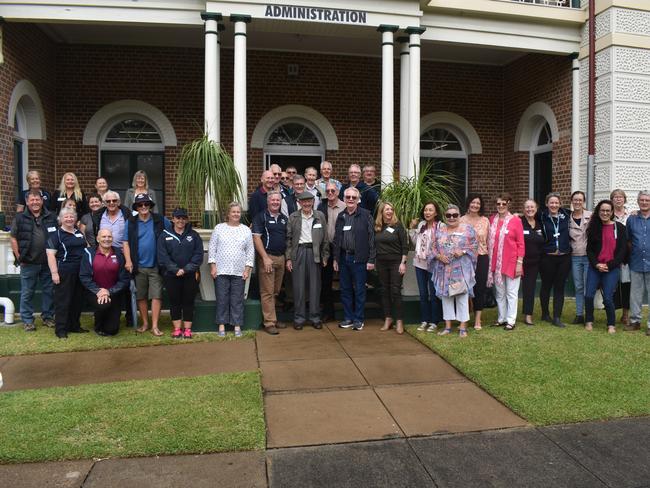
345, 195, 357, 200
445, 213, 459, 218
326, 189, 338, 194
105, 199, 118, 204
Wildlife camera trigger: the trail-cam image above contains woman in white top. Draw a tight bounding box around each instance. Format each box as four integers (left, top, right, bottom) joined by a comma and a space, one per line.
208, 202, 254, 337
124, 170, 157, 209
409, 202, 444, 333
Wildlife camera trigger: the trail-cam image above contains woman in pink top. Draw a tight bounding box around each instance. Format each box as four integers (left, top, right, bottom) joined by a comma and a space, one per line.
487, 193, 525, 330
460, 194, 490, 330
584, 199, 628, 334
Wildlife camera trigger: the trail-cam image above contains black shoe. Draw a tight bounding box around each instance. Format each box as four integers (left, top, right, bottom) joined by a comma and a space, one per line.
265, 326, 280, 335
275, 321, 288, 329
572, 315, 584, 325
312, 322, 322, 329
541, 314, 553, 323
552, 318, 567, 328
56, 331, 68, 339
352, 322, 364, 331
94, 330, 109, 337
339, 320, 354, 329
293, 323, 303, 330
491, 322, 506, 327
70, 327, 89, 333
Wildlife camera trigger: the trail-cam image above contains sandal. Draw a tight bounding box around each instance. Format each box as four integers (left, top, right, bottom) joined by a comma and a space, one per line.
459, 328, 468, 338
151, 328, 163, 337
438, 328, 452, 336
584, 323, 593, 332
474, 324, 482, 331
608, 326, 616, 334
136, 325, 149, 333
504, 324, 515, 331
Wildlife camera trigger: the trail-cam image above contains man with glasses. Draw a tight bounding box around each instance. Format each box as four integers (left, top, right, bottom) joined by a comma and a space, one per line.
10, 190, 57, 331
285, 166, 298, 188
123, 193, 170, 336
333, 187, 376, 331
625, 190, 650, 336
91, 191, 130, 248
318, 181, 345, 321
304, 166, 322, 208
362, 164, 381, 195
316, 160, 341, 196
249, 170, 276, 221
339, 164, 378, 214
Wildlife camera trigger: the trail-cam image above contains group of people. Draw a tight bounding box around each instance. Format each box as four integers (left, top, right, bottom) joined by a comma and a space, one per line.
9, 164, 650, 340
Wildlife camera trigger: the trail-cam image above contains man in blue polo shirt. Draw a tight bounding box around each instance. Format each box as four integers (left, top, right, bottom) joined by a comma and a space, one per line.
123, 193, 170, 336
252, 191, 288, 335
625, 190, 650, 336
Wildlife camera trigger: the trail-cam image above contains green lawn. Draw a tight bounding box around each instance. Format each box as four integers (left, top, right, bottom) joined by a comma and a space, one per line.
0, 372, 265, 463
0, 315, 254, 357
408, 301, 650, 425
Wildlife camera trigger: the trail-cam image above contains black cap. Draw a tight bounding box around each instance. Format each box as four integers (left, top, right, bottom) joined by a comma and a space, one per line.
132, 193, 155, 210
172, 207, 189, 218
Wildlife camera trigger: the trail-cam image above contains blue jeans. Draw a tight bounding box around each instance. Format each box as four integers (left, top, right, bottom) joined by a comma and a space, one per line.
572, 255, 589, 316
215, 275, 245, 327
339, 253, 367, 323
19, 262, 54, 324
415, 266, 442, 324
585, 265, 620, 326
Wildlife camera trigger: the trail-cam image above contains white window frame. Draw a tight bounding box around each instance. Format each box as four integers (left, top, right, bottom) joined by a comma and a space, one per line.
263, 118, 326, 170
13, 104, 29, 192
420, 125, 469, 198
528, 121, 553, 199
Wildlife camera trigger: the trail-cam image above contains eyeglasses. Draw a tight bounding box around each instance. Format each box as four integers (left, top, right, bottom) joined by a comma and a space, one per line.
136, 203, 150, 208
272, 172, 281, 176
496, 202, 508, 207
326, 189, 338, 194
445, 213, 459, 218
105, 199, 118, 204
344, 195, 357, 200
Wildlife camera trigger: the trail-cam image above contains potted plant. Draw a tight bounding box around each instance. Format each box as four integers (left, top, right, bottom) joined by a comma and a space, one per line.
380, 161, 458, 295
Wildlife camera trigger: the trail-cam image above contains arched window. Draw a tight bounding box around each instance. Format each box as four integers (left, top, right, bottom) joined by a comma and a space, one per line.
100, 118, 165, 211
264, 120, 325, 175
420, 127, 467, 205
531, 122, 553, 204
13, 106, 28, 201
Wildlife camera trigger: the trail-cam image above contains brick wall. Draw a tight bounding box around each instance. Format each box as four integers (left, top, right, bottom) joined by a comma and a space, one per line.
0, 23, 57, 222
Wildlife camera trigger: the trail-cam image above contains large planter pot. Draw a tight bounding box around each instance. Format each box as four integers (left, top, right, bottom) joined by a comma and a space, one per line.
401, 251, 420, 296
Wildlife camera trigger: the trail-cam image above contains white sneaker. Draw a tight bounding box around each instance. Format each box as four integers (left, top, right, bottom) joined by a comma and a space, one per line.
417, 322, 428, 331
426, 323, 438, 332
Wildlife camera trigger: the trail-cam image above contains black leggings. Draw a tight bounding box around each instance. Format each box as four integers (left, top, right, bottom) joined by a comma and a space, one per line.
522, 258, 540, 316
473, 254, 489, 311
376, 254, 404, 320
164, 273, 199, 322
539, 253, 571, 319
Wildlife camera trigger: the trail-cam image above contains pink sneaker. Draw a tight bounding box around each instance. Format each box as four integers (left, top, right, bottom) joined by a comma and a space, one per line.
183, 328, 193, 339
171, 329, 183, 339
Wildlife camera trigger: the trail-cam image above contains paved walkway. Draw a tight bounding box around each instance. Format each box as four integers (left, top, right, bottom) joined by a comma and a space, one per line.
2, 320, 650, 487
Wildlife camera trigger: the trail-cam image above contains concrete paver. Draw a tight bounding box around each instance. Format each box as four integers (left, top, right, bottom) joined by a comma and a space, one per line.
335, 333, 430, 357
410, 429, 607, 488
256, 330, 347, 362
353, 353, 464, 386
0, 340, 257, 391
83, 451, 267, 488
260, 357, 367, 392
375, 383, 528, 436
265, 388, 402, 447
541, 417, 650, 488
0, 459, 93, 488
267, 439, 434, 488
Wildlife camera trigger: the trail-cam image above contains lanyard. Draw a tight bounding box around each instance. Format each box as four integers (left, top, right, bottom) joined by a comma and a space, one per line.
550, 214, 560, 250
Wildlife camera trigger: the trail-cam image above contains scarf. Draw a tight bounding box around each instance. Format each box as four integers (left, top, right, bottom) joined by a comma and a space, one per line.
487, 213, 512, 287
416, 222, 436, 261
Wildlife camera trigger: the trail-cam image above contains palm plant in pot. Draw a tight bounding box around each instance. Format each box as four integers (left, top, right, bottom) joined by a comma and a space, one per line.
380, 161, 459, 295
176, 134, 244, 228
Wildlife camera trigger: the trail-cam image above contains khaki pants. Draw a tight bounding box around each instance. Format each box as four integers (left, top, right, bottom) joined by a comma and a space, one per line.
258, 255, 285, 327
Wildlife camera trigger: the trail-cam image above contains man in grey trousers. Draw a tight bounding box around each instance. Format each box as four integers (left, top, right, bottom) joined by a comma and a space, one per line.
625, 190, 650, 336
286, 192, 330, 329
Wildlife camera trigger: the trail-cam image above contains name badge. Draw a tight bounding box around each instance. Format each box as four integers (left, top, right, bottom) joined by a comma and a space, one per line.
75, 233, 84, 238
386, 227, 395, 233
314, 223, 323, 229
132, 210, 138, 216
343, 225, 352, 231
523, 230, 530, 235
57, 197, 65, 201
47, 226, 56, 232
268, 220, 275, 224
504, 229, 509, 235
554, 233, 560, 238
165, 237, 174, 240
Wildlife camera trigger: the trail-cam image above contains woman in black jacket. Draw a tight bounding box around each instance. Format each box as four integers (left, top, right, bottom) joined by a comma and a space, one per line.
157, 208, 204, 338
520, 199, 544, 326
584, 199, 628, 334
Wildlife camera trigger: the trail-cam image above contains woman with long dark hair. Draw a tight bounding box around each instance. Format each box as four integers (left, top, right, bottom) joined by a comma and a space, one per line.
585, 199, 627, 334
520, 199, 544, 326
460, 194, 490, 330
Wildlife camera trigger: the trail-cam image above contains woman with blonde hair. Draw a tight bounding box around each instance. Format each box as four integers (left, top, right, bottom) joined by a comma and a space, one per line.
16, 170, 52, 213
52, 172, 88, 216
124, 170, 157, 209
610, 188, 631, 326
374, 201, 409, 333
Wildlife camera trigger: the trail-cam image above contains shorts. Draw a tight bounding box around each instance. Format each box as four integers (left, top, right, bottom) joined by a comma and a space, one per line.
135, 267, 163, 300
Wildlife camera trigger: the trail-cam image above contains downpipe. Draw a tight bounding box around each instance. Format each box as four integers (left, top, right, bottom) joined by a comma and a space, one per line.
0, 296, 15, 324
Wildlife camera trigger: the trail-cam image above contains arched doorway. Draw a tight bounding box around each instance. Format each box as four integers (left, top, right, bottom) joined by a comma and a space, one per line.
531, 121, 553, 204
99, 118, 165, 211
263, 120, 325, 175
420, 126, 468, 205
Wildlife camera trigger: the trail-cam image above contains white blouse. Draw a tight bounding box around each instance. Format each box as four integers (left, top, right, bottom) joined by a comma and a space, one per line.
207, 223, 254, 276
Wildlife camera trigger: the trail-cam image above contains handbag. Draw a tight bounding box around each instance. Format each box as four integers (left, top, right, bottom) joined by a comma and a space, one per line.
448, 278, 467, 296
484, 287, 497, 308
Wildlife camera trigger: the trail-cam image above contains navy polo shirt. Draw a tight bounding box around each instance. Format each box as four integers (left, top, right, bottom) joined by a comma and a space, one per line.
252, 210, 288, 256
18, 189, 52, 208
47, 227, 87, 274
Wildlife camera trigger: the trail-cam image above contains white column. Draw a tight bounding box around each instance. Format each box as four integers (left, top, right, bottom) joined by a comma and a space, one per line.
571, 54, 580, 193
398, 37, 409, 180
406, 27, 425, 179
232, 15, 251, 208
201, 12, 221, 142
379, 25, 398, 187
